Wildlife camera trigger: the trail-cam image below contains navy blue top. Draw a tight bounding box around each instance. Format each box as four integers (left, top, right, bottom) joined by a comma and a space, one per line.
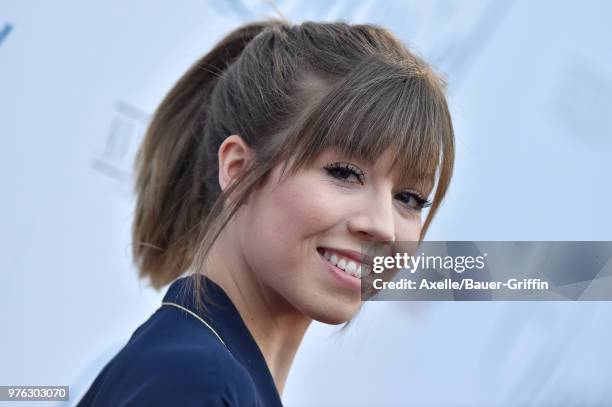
77, 275, 283, 406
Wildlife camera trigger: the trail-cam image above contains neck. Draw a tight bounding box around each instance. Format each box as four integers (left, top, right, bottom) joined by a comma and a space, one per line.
203, 225, 312, 396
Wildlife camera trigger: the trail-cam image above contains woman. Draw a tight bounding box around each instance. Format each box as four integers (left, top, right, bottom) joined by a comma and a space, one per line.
78, 19, 454, 406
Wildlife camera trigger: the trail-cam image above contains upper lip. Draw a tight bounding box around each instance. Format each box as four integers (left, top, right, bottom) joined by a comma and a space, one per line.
318, 247, 374, 267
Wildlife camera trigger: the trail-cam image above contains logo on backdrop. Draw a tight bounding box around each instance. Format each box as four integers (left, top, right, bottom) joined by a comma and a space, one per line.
91, 100, 150, 191
0, 23, 13, 47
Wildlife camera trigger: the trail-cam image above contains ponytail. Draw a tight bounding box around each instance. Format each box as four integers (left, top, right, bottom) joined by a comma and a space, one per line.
132, 20, 284, 289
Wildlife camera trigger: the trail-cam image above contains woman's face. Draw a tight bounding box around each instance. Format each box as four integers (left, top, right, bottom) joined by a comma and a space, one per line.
235, 146, 430, 324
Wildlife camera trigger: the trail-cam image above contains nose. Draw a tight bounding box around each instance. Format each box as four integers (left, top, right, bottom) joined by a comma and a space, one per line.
347, 190, 396, 243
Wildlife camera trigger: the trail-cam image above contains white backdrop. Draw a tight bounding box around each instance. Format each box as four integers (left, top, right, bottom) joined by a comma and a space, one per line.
1, 1, 611, 406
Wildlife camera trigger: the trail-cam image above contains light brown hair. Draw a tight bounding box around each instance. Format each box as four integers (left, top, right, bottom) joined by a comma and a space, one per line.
132, 19, 454, 312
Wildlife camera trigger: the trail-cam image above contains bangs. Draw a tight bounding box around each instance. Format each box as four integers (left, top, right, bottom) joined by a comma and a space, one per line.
280, 55, 451, 198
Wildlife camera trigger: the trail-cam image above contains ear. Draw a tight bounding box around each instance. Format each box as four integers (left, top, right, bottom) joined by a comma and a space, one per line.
218, 134, 254, 192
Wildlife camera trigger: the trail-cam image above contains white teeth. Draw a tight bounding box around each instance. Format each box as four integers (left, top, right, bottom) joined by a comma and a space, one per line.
321, 249, 368, 279
348, 262, 361, 278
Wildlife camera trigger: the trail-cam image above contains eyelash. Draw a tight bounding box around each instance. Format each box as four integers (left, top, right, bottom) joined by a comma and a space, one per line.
324, 162, 365, 183
323, 162, 432, 210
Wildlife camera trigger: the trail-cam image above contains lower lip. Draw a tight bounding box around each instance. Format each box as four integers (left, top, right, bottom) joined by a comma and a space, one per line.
317, 249, 362, 293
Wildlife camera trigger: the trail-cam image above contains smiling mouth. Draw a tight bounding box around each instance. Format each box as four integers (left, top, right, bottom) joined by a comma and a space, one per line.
316, 247, 372, 279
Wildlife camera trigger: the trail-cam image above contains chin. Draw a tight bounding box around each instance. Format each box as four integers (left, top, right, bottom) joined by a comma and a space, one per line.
304, 301, 361, 325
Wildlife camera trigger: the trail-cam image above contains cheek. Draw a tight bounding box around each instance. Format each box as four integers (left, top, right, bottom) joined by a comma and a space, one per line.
392, 216, 422, 266
240, 174, 345, 275
259, 176, 345, 241
396, 212, 423, 242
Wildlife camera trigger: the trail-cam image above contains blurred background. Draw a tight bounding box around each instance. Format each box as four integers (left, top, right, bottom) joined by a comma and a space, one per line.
1, 0, 611, 406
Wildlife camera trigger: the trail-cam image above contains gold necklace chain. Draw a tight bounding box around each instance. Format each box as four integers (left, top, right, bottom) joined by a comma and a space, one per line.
161, 301, 228, 349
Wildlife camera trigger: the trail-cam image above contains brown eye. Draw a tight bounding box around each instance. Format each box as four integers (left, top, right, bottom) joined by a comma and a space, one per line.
324, 162, 365, 185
